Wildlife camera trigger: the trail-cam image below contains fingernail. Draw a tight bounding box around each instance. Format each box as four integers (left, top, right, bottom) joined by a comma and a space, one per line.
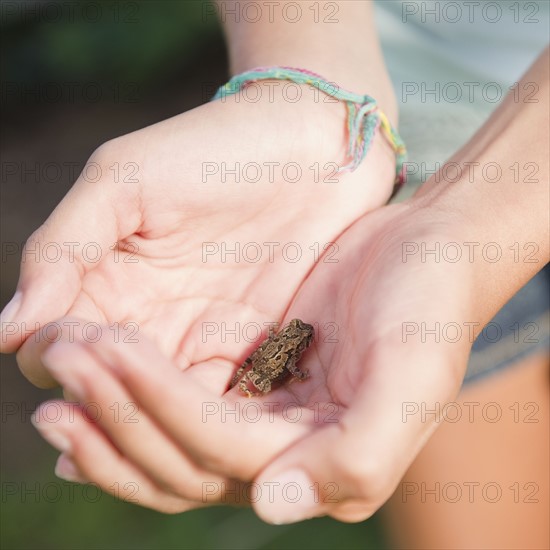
31, 412, 72, 453
257, 469, 317, 525
42, 343, 87, 400
55, 454, 87, 483
0, 291, 22, 326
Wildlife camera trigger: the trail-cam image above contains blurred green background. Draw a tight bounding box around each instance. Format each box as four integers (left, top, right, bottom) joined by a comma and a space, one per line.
0, 1, 388, 548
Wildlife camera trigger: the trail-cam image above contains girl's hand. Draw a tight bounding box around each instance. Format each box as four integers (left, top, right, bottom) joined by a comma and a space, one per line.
2, 85, 396, 387
32, 200, 476, 521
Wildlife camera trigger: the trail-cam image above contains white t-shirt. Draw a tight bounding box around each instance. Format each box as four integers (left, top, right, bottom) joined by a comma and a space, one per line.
374, 0, 549, 190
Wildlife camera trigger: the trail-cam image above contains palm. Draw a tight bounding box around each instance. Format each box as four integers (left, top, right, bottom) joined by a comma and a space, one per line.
12, 95, 396, 386
216, 202, 474, 474
296, 200, 473, 403
26, 189, 479, 518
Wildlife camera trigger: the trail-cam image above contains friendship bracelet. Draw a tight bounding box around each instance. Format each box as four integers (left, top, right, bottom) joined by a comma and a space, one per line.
212, 66, 407, 191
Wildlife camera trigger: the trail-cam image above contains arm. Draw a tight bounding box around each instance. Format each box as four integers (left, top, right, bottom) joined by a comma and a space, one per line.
2, 2, 400, 373
417, 46, 549, 320
28, 33, 548, 525
246, 47, 550, 524
217, 0, 397, 121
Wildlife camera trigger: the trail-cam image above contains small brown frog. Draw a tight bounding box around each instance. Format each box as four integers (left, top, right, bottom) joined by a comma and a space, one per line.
229, 319, 314, 397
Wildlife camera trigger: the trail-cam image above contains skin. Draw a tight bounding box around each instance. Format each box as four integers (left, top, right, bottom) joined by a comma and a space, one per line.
383, 352, 549, 550
1, 0, 548, 542
2, 86, 395, 383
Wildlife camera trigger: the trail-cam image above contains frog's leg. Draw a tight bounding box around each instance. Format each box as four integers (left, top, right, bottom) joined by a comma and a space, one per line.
285, 357, 309, 380
230, 357, 252, 388
238, 372, 264, 398
248, 371, 272, 395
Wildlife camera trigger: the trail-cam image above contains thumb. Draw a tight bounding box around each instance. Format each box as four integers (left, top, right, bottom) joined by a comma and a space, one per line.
0, 150, 140, 352
252, 423, 389, 525
252, 342, 465, 525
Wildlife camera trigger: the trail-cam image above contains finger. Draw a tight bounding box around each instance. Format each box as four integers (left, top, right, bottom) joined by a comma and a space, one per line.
41, 340, 228, 502
253, 337, 464, 524
16, 317, 99, 388
78, 329, 312, 480
0, 146, 141, 353
31, 400, 197, 513
54, 453, 89, 484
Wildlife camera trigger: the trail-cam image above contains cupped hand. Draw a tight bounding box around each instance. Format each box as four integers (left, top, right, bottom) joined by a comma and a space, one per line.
32, 198, 479, 522
1, 83, 396, 387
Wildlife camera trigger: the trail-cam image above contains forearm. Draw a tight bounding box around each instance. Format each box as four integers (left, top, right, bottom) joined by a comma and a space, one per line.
418, 47, 549, 322
216, 0, 397, 122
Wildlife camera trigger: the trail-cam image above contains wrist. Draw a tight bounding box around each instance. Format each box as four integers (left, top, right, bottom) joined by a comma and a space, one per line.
409, 173, 548, 329
220, 1, 398, 124
210, 81, 399, 212
227, 62, 398, 128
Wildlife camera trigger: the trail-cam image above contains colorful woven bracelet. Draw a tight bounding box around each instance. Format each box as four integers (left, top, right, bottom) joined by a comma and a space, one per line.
212, 66, 407, 191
